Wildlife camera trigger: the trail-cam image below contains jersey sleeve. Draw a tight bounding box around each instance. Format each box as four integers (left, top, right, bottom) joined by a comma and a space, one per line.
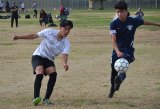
110, 21, 117, 35
37, 29, 51, 39
134, 18, 144, 28
62, 39, 70, 54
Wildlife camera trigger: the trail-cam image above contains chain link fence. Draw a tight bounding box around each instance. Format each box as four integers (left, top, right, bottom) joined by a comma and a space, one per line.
3, 0, 160, 10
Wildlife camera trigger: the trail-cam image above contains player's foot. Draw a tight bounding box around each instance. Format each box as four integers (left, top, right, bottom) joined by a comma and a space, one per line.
114, 76, 122, 91
108, 86, 115, 98
43, 99, 53, 105
32, 97, 41, 106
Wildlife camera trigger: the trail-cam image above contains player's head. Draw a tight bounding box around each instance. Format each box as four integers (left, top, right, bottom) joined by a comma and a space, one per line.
13, 1, 15, 5
114, 1, 128, 21
59, 20, 73, 37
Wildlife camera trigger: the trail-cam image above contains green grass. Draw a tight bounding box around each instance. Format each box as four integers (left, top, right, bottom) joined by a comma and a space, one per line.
0, 9, 159, 28
70, 9, 160, 28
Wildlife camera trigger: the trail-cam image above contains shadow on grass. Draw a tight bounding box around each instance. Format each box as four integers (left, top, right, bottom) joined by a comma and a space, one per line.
55, 98, 138, 108
113, 101, 137, 107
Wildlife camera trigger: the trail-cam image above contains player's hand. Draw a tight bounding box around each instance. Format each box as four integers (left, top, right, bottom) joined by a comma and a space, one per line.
64, 64, 69, 71
13, 35, 18, 40
116, 51, 124, 57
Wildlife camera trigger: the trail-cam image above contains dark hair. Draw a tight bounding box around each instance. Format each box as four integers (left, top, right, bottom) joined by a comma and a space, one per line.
60, 20, 73, 29
127, 12, 130, 16
114, 1, 128, 10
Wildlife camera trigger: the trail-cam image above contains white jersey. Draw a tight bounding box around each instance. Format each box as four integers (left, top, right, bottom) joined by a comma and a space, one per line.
33, 28, 70, 61
0, 2, 4, 8
21, 3, 24, 8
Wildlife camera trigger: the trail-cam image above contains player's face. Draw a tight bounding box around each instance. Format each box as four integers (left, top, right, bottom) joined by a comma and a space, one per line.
116, 9, 128, 22
60, 26, 72, 37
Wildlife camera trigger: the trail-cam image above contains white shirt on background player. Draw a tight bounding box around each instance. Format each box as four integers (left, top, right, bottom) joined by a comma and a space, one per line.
33, 28, 70, 61
21, 3, 24, 9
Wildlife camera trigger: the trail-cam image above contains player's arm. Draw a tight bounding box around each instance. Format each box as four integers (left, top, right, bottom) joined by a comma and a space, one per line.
11, 8, 19, 12
11, 6, 19, 12
111, 34, 124, 57
62, 53, 69, 71
13, 34, 38, 40
143, 21, 160, 27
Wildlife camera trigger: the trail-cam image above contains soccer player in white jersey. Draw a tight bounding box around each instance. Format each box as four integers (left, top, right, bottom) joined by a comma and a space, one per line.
13, 20, 73, 105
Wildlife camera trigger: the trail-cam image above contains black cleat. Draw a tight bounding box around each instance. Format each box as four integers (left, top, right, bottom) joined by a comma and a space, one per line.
108, 91, 114, 98
108, 86, 115, 98
114, 76, 122, 91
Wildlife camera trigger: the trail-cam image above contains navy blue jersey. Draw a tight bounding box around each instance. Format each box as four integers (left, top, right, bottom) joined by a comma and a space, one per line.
110, 17, 144, 63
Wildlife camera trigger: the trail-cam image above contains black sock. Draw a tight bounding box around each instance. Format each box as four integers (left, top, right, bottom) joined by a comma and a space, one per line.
44, 72, 57, 100
118, 72, 126, 81
110, 64, 118, 87
34, 74, 43, 98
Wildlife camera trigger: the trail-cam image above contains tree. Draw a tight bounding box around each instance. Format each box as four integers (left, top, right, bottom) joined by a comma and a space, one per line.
99, 0, 104, 10
88, 0, 106, 10
88, 0, 93, 9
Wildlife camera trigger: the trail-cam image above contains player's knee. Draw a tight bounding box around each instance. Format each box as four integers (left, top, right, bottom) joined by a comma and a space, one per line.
45, 67, 56, 75
35, 66, 44, 74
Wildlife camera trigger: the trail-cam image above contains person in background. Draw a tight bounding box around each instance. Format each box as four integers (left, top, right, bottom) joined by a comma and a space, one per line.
0, 0, 4, 12
5, 1, 10, 13
60, 5, 65, 16
11, 1, 19, 28
20, 2, 25, 13
39, 9, 48, 27
32, 1, 37, 18
135, 7, 144, 19
59, 5, 69, 22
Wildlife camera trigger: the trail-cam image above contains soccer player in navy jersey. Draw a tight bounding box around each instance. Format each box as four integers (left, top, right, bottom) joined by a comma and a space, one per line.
108, 1, 160, 98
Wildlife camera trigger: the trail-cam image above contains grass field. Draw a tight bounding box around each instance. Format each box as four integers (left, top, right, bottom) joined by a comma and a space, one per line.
0, 9, 160, 109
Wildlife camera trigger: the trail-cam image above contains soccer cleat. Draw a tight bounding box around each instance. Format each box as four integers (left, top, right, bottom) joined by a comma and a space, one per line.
43, 99, 53, 105
114, 76, 122, 91
32, 97, 41, 106
108, 86, 115, 98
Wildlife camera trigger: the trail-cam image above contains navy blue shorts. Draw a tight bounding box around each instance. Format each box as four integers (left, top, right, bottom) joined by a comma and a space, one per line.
112, 53, 135, 65
111, 47, 135, 65
31, 55, 55, 75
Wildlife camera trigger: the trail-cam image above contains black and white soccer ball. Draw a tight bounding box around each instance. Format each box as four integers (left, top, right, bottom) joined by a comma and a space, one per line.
114, 58, 129, 73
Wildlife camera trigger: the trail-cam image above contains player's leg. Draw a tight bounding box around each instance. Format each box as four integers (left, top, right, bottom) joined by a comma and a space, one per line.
39, 19, 42, 26
33, 10, 36, 18
114, 72, 126, 91
35, 10, 37, 18
114, 54, 135, 91
31, 55, 44, 105
43, 59, 57, 105
44, 18, 47, 27
11, 16, 14, 27
15, 16, 18, 27
108, 63, 118, 98
114, 57, 127, 91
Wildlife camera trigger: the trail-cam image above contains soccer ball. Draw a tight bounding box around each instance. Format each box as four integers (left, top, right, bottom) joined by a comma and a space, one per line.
114, 58, 129, 73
